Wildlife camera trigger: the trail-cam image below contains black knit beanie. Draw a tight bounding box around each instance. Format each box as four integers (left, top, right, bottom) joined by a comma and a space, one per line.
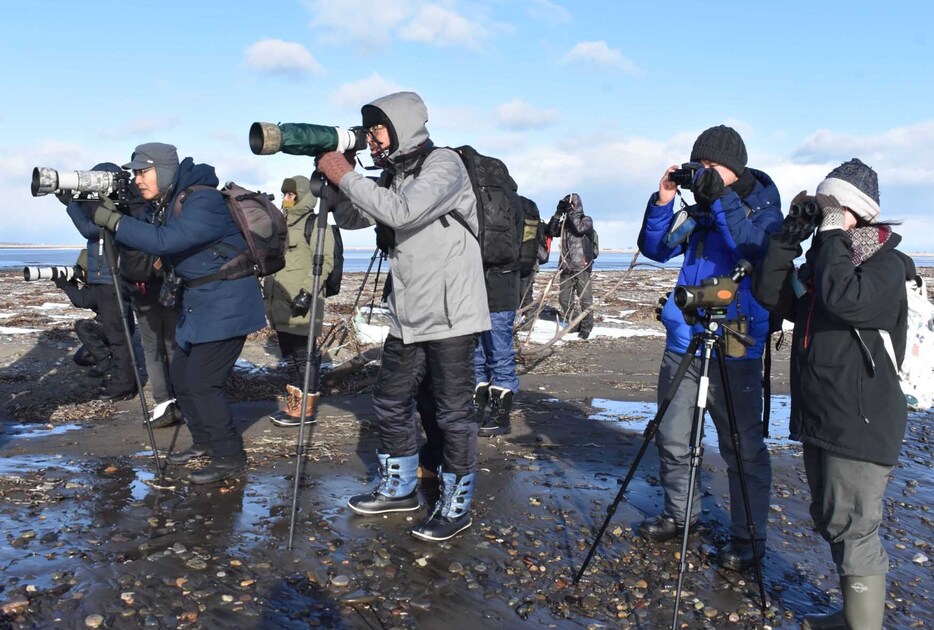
281, 177, 297, 194
690, 125, 748, 177
815, 158, 880, 223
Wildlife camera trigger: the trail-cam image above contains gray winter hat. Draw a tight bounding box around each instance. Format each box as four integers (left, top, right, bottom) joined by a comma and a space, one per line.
690, 125, 748, 176
815, 158, 880, 223
123, 142, 179, 193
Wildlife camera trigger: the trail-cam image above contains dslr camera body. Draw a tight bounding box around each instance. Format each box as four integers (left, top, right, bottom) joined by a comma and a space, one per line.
667, 162, 703, 191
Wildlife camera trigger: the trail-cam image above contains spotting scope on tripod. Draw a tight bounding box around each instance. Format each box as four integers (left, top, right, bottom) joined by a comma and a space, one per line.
575, 259, 768, 629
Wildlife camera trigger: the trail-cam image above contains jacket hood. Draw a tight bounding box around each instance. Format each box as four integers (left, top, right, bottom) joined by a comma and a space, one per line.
172, 157, 220, 192
363, 91, 430, 160
290, 175, 317, 216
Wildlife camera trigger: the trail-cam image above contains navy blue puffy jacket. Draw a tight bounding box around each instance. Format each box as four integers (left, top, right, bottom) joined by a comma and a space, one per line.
114, 158, 265, 350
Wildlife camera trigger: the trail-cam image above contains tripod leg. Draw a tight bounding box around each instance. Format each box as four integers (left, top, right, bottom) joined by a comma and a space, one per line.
575, 336, 701, 584
671, 335, 715, 630
715, 344, 769, 613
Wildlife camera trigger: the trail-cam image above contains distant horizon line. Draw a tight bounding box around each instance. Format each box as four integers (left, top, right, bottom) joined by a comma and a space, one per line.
3, 243, 934, 257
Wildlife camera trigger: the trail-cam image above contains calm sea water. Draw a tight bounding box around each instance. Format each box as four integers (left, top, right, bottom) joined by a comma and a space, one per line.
2, 247, 932, 273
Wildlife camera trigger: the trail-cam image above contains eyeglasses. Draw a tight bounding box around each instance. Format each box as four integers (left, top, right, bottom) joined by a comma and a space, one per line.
368, 124, 386, 135
132, 167, 155, 177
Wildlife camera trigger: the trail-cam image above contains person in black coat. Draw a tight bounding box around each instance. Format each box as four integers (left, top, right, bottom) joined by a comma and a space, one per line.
752, 159, 909, 630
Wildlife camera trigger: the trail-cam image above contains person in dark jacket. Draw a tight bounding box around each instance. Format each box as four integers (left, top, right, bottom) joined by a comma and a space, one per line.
64, 163, 137, 401
91, 142, 266, 485
636, 125, 782, 571
473, 192, 524, 437
54, 250, 112, 377
753, 159, 907, 630
318, 91, 490, 543
547, 193, 595, 339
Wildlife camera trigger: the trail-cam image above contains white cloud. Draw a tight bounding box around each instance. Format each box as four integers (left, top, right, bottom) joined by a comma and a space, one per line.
305, 0, 509, 51
400, 4, 482, 48
525, 0, 572, 24
561, 41, 641, 75
244, 39, 324, 76
305, 0, 411, 49
792, 121, 934, 184
493, 99, 559, 131
330, 73, 407, 111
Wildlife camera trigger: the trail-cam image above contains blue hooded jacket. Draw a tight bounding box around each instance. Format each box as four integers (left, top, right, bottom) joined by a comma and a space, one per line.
637, 168, 782, 359
114, 158, 265, 350
65, 162, 124, 286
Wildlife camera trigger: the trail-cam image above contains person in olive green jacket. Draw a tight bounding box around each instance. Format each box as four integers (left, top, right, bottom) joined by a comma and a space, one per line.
263, 175, 334, 427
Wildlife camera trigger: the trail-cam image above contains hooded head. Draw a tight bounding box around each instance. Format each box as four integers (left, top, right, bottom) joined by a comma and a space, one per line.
123, 142, 179, 194
361, 91, 430, 166
281, 175, 315, 212
690, 125, 748, 177
816, 158, 881, 224
563, 192, 583, 211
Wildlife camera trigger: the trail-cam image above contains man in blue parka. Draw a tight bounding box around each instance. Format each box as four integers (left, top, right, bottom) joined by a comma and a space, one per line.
91, 143, 265, 484
636, 125, 782, 571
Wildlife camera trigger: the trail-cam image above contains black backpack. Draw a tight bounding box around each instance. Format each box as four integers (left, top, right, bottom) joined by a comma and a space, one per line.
582, 228, 600, 264
517, 196, 541, 275
451, 145, 521, 268
303, 212, 344, 297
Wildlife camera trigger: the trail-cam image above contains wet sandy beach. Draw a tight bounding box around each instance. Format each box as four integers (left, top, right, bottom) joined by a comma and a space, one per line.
1, 268, 932, 629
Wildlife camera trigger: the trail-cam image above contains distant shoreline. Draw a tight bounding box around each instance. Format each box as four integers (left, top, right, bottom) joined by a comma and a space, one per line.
3, 243, 934, 257
0, 244, 84, 249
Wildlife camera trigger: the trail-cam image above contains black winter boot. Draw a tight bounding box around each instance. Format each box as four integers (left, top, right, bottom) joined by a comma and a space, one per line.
167, 445, 211, 465
348, 454, 420, 515
479, 386, 513, 437
188, 452, 247, 485
474, 382, 490, 418
411, 470, 475, 542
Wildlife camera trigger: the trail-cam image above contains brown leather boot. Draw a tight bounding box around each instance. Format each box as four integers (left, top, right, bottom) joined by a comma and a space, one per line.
267, 385, 318, 427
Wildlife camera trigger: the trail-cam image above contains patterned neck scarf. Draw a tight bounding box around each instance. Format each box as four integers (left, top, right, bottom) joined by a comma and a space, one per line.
848, 224, 891, 266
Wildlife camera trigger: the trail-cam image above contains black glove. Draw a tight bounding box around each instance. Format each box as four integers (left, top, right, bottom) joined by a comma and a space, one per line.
778, 213, 815, 245
290, 289, 312, 317
692, 167, 725, 208
654, 295, 667, 321
53, 275, 70, 290
55, 192, 73, 207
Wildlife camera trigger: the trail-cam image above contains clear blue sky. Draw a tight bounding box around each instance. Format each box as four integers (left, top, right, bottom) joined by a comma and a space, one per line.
3, 0, 933, 251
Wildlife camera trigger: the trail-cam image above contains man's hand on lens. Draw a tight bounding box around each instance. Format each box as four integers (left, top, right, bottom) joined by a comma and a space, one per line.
692, 167, 725, 207
816, 194, 846, 232
53, 275, 70, 290
92, 203, 122, 232
317, 151, 355, 186
55, 192, 73, 207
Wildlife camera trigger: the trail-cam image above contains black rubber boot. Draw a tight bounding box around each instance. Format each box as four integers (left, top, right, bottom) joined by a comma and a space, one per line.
717, 538, 766, 572
801, 609, 846, 629
188, 452, 247, 485
167, 445, 211, 465
479, 387, 512, 437
638, 514, 692, 543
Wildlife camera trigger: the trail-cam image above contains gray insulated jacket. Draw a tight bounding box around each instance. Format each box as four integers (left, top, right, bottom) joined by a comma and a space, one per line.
547, 193, 594, 273
331, 91, 490, 343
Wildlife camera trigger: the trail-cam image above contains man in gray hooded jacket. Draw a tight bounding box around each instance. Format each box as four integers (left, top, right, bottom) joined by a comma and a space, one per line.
316, 91, 490, 543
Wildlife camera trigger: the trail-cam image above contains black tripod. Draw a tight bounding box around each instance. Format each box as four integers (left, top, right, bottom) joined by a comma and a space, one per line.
575, 309, 767, 629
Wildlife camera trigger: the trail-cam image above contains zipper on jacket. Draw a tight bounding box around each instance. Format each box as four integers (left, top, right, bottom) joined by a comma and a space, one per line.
443, 284, 452, 328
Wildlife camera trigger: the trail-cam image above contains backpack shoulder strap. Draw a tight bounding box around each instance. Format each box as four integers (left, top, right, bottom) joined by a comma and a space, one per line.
172, 185, 216, 216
